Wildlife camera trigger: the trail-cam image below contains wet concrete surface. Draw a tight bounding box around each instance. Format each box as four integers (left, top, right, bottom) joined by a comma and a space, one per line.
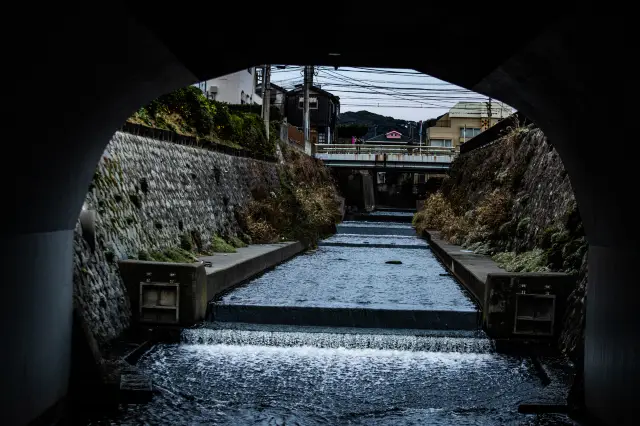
98, 215, 577, 425
322, 233, 428, 247
219, 246, 476, 311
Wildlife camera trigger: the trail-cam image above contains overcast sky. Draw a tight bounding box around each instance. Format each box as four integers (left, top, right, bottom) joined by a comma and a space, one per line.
270, 66, 494, 122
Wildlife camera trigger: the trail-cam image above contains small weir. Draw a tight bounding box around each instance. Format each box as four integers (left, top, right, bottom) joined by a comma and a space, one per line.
182, 326, 495, 353
108, 210, 575, 425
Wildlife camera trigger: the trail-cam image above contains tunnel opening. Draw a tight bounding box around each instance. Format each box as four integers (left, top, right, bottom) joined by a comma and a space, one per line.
66, 61, 586, 425
3, 7, 634, 426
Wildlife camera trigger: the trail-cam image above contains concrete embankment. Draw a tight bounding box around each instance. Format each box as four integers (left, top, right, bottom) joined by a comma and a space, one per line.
200, 242, 304, 299
119, 242, 305, 326
423, 230, 574, 339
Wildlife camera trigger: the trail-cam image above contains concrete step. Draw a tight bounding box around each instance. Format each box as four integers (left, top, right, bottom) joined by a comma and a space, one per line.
337, 225, 417, 236
318, 242, 428, 249
209, 304, 480, 331
344, 214, 414, 223
119, 366, 153, 404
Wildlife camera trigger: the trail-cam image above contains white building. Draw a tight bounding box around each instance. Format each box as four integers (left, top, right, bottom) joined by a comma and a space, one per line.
427, 101, 513, 150
195, 67, 262, 105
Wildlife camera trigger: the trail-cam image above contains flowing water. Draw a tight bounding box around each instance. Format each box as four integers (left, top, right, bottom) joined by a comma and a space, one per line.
219, 245, 475, 311
103, 216, 575, 425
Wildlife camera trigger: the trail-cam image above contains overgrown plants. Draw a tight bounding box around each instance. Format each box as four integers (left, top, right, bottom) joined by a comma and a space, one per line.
128, 86, 277, 159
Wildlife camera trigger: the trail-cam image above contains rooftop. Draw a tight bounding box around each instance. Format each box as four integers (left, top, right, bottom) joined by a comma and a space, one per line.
366, 130, 412, 144
449, 102, 512, 119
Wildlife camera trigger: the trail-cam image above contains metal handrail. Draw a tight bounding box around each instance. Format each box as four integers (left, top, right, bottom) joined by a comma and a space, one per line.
315, 144, 456, 156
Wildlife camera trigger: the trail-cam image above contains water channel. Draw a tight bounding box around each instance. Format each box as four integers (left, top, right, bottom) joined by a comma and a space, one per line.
105, 213, 576, 425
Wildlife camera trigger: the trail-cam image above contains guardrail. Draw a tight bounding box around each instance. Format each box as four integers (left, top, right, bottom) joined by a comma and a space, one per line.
315, 144, 456, 156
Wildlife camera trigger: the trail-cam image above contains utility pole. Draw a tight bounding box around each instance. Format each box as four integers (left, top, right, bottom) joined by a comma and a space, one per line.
262, 65, 271, 139
260, 66, 267, 118
303, 65, 313, 155
486, 97, 492, 129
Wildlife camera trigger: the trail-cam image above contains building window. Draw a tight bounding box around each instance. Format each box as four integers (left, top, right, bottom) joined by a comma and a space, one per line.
460, 127, 481, 138
429, 139, 453, 147
298, 96, 318, 109
318, 133, 326, 144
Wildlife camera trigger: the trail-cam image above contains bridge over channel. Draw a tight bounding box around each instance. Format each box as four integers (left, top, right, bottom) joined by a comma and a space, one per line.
314, 144, 456, 172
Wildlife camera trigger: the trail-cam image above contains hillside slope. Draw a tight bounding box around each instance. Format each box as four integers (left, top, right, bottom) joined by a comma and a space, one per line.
413, 124, 587, 363
338, 110, 417, 139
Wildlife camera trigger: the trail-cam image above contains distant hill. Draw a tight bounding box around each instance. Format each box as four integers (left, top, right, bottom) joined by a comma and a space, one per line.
338, 111, 419, 140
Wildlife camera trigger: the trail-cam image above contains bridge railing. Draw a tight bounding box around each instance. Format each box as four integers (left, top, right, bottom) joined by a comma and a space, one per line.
315, 144, 457, 157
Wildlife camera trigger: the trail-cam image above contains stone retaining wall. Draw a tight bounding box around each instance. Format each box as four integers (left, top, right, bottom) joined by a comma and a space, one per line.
73, 132, 280, 347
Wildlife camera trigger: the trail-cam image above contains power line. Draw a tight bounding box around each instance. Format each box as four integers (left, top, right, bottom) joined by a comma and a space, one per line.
339, 104, 464, 108
339, 103, 504, 109
319, 66, 426, 76
315, 81, 474, 92
318, 69, 448, 108
315, 78, 460, 86
335, 96, 488, 102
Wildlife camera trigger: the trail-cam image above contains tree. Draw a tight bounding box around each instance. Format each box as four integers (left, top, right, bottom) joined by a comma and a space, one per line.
336, 124, 368, 138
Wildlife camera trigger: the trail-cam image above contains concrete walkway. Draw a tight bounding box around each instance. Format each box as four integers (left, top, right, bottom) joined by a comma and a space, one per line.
199, 242, 304, 300
424, 230, 574, 338
425, 230, 504, 304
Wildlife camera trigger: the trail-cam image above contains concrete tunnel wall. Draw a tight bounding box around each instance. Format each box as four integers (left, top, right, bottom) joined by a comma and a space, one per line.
1, 7, 635, 426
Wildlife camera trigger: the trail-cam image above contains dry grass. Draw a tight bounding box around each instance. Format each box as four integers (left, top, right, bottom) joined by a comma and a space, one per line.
414, 188, 511, 248
239, 143, 341, 246
412, 193, 453, 234
475, 189, 511, 230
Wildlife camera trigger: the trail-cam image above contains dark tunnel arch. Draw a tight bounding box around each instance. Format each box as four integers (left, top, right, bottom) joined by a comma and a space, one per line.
1, 6, 634, 425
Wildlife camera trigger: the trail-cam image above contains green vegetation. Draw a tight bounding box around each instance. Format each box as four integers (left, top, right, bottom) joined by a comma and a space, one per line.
128, 86, 276, 159
179, 233, 193, 251
228, 235, 248, 249
336, 124, 369, 138
338, 111, 418, 139
237, 143, 342, 246
210, 235, 236, 253
225, 103, 282, 121
492, 250, 549, 273
413, 124, 585, 274
138, 247, 198, 263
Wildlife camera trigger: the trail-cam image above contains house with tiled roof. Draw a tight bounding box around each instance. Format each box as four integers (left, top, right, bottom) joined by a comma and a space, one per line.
365, 130, 412, 145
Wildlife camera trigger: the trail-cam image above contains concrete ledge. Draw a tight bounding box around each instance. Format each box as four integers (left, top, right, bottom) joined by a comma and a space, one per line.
211, 304, 480, 330
344, 214, 414, 223
318, 242, 428, 249
423, 230, 499, 306
201, 242, 305, 301
337, 225, 417, 236
423, 230, 575, 338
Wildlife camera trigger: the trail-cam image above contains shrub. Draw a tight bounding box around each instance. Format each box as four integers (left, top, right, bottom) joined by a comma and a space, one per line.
179, 233, 193, 251
126, 86, 276, 159
412, 192, 454, 235
493, 249, 549, 273
211, 235, 236, 253
475, 189, 511, 231
228, 235, 247, 248
237, 142, 341, 246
